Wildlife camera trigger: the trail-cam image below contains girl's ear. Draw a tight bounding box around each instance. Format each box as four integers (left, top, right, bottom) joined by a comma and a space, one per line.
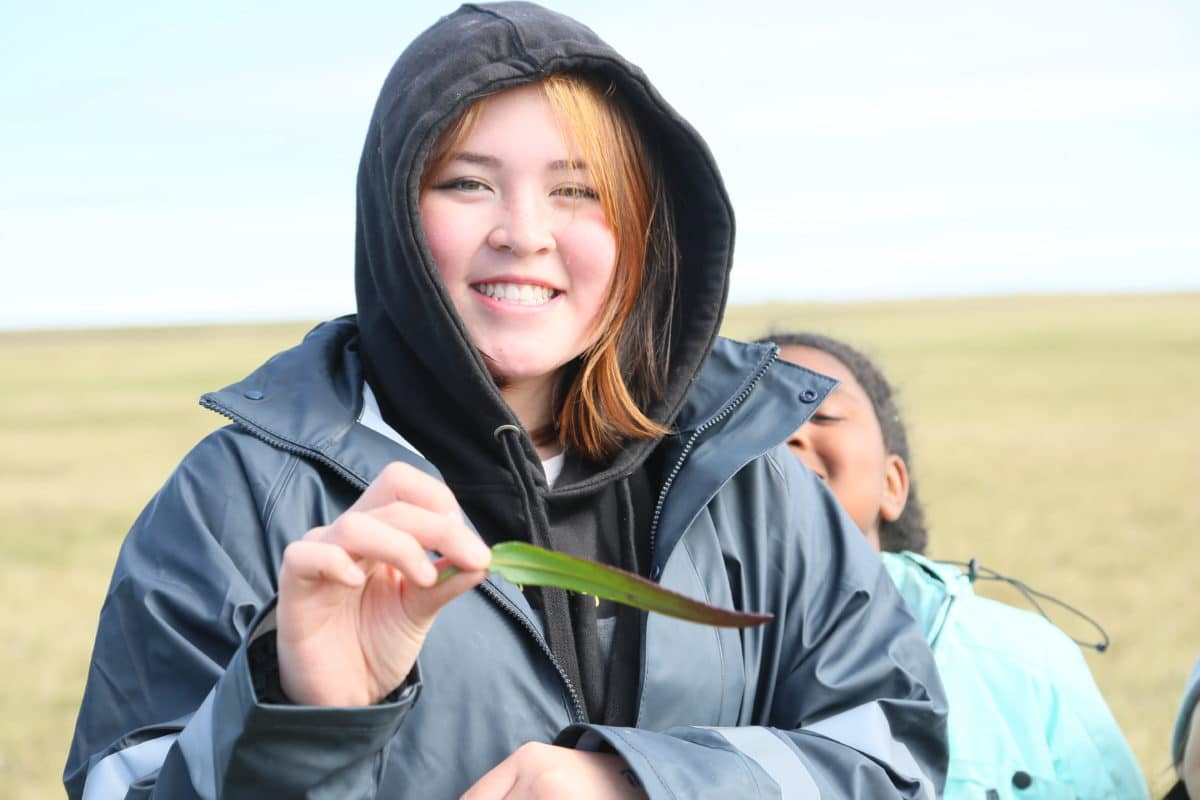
880, 454, 909, 523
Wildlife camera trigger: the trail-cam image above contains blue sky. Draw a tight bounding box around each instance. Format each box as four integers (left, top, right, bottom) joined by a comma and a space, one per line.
3, 1, 1198, 329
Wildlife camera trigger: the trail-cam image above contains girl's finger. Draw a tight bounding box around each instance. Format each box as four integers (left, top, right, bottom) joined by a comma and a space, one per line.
402, 563, 489, 628
317, 511, 442, 587
364, 501, 491, 571
353, 461, 462, 518
280, 539, 366, 588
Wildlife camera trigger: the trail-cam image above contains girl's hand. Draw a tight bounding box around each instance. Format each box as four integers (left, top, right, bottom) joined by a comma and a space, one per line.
275, 462, 491, 706
461, 743, 648, 800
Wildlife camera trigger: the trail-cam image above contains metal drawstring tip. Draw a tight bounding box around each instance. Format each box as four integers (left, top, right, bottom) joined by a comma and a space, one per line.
966, 557, 979, 584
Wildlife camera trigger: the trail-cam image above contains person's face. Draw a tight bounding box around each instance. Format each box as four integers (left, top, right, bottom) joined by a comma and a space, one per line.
419, 83, 617, 396
778, 345, 908, 551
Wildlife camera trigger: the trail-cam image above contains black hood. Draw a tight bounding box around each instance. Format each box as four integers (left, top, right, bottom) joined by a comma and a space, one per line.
354, 1, 734, 493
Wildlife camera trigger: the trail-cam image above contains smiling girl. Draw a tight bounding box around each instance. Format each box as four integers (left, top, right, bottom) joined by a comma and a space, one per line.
769, 330, 1148, 800
67, 5, 948, 798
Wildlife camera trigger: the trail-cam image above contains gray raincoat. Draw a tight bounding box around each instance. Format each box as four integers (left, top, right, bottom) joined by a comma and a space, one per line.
66, 3, 948, 797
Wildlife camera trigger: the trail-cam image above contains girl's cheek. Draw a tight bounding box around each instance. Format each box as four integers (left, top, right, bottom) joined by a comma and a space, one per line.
576, 227, 617, 277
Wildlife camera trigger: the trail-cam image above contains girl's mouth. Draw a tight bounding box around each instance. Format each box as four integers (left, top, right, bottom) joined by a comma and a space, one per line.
471, 281, 560, 306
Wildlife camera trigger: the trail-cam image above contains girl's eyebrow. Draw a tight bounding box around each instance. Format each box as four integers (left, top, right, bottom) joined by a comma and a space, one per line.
449, 152, 587, 172
827, 382, 870, 408
549, 159, 588, 171
451, 151, 501, 167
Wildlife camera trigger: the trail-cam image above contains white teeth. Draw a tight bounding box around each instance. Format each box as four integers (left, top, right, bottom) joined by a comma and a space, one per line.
474, 282, 555, 305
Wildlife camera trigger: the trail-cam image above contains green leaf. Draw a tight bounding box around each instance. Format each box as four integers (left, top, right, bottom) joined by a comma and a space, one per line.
442, 541, 772, 628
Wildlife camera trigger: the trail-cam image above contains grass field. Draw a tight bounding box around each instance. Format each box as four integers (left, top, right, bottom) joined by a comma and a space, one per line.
3, 293, 1196, 798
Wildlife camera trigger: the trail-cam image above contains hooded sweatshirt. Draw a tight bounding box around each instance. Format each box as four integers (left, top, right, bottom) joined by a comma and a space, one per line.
353, 1, 733, 725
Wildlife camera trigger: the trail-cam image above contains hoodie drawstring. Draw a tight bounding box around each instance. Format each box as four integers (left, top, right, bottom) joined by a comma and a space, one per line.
603, 475, 642, 724
494, 424, 590, 721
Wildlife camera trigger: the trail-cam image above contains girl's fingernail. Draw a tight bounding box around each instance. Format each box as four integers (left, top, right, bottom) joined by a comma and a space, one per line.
420, 560, 438, 585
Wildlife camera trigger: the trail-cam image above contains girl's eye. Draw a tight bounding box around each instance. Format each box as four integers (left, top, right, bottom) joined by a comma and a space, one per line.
811, 413, 842, 424
435, 178, 490, 192
552, 185, 599, 200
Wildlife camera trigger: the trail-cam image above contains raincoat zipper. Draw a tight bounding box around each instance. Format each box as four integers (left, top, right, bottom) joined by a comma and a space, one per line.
200, 395, 586, 724
201, 396, 365, 488
647, 350, 778, 573
477, 580, 586, 723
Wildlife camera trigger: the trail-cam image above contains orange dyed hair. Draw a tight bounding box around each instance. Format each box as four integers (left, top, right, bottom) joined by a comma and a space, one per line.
421, 74, 676, 461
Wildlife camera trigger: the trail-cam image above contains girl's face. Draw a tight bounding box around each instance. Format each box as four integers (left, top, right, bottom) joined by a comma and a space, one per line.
778, 345, 907, 551
419, 83, 618, 398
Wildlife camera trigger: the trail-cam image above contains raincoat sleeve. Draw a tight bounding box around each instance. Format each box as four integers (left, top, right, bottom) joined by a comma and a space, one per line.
558, 451, 949, 799
63, 431, 417, 799
1037, 624, 1148, 798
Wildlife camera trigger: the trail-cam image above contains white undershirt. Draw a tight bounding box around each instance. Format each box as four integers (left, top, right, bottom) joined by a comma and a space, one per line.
360, 382, 566, 488
541, 452, 565, 488
358, 383, 424, 456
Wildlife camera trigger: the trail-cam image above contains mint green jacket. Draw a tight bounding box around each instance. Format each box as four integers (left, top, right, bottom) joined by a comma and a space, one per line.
883, 552, 1147, 799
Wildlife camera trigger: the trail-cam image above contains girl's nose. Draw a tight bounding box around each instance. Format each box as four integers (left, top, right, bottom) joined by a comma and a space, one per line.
787, 425, 811, 452
787, 425, 825, 476
487, 195, 556, 256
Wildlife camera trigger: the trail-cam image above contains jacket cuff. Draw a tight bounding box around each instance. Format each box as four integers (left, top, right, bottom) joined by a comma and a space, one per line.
556, 724, 772, 800
247, 627, 419, 706
174, 603, 419, 797
557, 725, 666, 798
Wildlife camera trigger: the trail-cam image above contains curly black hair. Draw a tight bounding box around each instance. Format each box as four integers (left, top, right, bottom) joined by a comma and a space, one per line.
755, 331, 929, 554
